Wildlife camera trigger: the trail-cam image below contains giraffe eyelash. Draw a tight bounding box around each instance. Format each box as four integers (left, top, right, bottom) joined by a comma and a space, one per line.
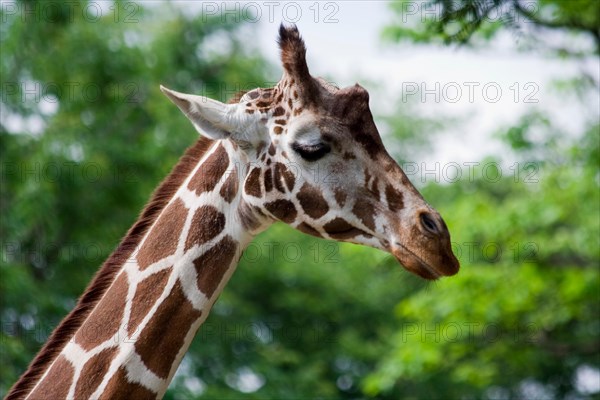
291, 141, 331, 161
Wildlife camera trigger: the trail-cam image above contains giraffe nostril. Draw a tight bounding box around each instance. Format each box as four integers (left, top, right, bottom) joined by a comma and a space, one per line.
419, 212, 439, 235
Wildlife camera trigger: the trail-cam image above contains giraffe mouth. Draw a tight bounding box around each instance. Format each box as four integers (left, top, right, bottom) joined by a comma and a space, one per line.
392, 242, 441, 280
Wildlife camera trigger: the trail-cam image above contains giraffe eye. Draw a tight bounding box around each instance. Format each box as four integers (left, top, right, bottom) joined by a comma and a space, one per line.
291, 141, 331, 161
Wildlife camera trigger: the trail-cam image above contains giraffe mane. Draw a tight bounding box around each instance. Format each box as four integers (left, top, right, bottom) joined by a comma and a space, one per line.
7, 137, 215, 400
227, 90, 248, 104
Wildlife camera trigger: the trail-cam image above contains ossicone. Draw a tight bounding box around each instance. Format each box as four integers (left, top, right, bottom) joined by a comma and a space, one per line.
277, 23, 318, 103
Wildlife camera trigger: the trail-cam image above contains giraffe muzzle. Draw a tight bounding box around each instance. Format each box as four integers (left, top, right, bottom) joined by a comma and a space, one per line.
390, 210, 460, 280
392, 243, 443, 280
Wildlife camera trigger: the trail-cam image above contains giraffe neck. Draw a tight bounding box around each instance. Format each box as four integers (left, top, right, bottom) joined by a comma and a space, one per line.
25, 140, 264, 399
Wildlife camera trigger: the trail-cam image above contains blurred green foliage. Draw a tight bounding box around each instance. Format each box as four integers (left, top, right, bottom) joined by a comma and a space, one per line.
1, 1, 598, 399
383, 0, 600, 56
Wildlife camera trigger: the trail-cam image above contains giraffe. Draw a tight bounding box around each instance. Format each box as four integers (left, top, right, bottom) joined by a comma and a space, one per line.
8, 24, 459, 399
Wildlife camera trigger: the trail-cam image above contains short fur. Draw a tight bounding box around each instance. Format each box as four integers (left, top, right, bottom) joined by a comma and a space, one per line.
278, 24, 318, 102
7, 137, 215, 400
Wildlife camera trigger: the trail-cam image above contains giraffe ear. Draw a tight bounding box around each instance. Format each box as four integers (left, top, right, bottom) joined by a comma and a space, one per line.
160, 85, 236, 140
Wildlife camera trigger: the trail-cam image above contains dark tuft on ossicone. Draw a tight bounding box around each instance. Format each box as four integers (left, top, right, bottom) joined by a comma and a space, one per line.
278, 24, 305, 56
277, 23, 317, 102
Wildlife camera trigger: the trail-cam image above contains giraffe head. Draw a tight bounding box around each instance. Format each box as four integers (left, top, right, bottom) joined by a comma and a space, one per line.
160, 24, 459, 280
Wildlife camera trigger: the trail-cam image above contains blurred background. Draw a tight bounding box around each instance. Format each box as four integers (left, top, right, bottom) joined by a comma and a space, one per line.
1, 0, 598, 398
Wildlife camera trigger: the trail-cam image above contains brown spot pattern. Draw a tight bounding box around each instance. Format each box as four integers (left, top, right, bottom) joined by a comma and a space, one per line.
194, 235, 238, 298
219, 168, 238, 203
264, 168, 273, 192
334, 189, 347, 207
100, 367, 156, 399
274, 162, 295, 192
74, 273, 128, 351
273, 106, 285, 117
27, 356, 74, 400
296, 183, 329, 219
74, 347, 119, 399
268, 143, 276, 155
185, 206, 226, 251
352, 198, 376, 231
137, 198, 187, 270
134, 280, 201, 379
244, 168, 262, 198
265, 199, 297, 223
385, 184, 404, 212
323, 218, 362, 240
297, 222, 322, 237
354, 130, 382, 158
273, 168, 285, 193
370, 177, 380, 199
128, 267, 172, 336
364, 169, 372, 186
274, 126, 283, 134
187, 144, 229, 195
